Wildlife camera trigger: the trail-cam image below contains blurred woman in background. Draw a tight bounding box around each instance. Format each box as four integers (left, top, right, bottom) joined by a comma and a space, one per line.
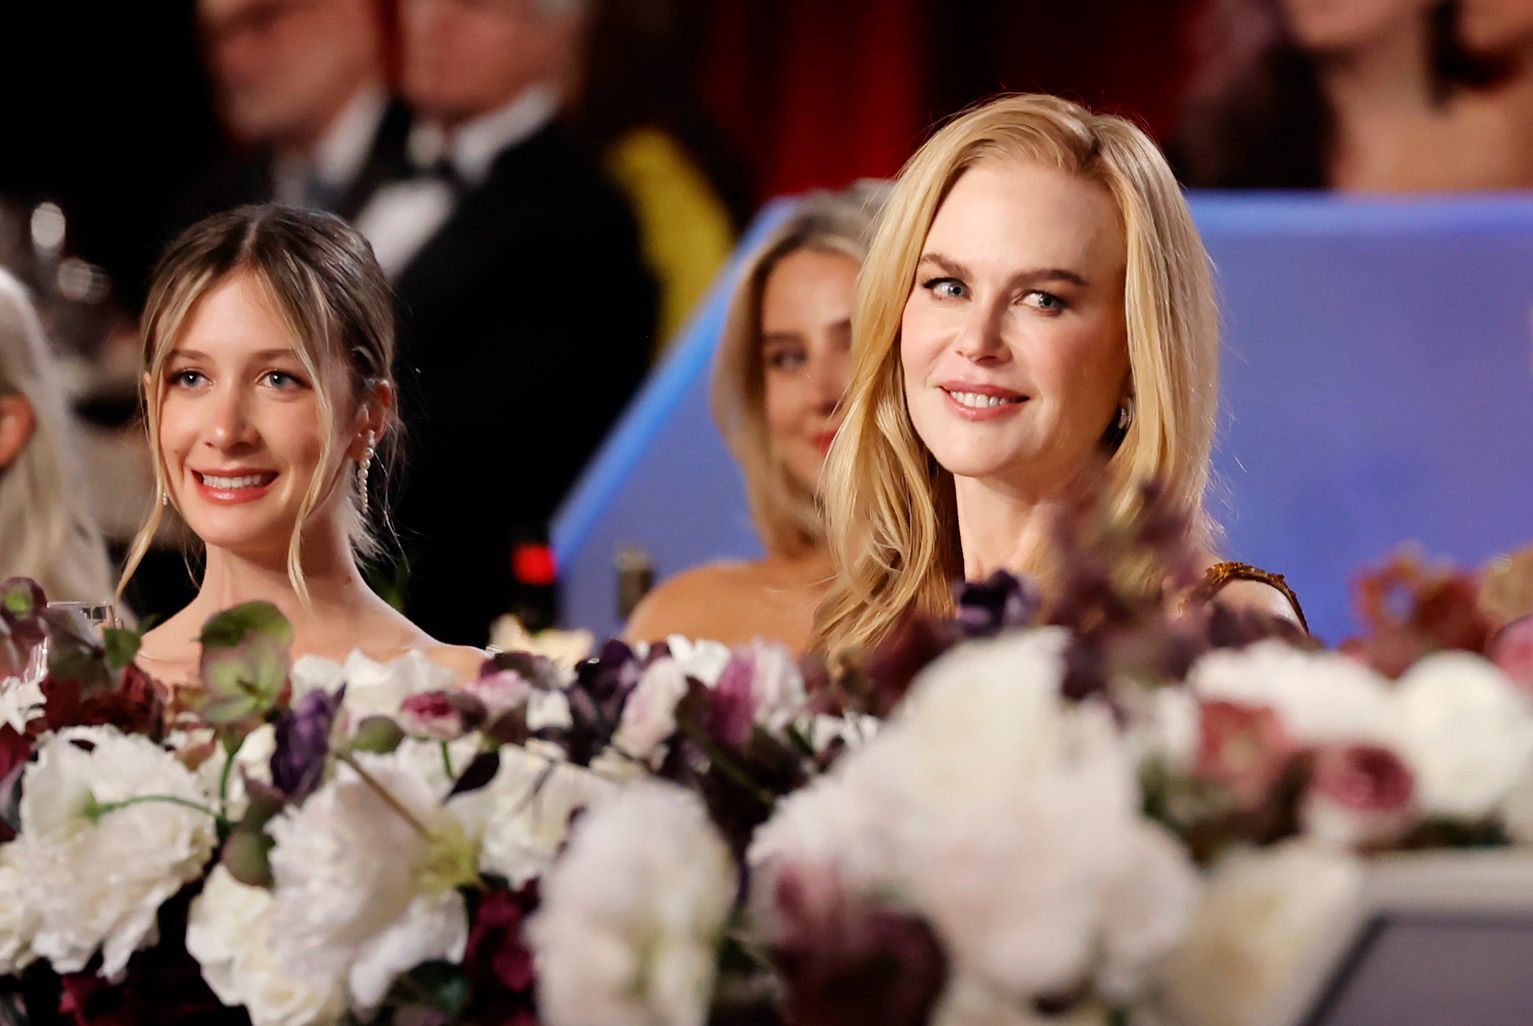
1175, 0, 1526, 190
0, 269, 115, 604
1454, 0, 1533, 181
812, 94, 1305, 660
626, 182, 887, 652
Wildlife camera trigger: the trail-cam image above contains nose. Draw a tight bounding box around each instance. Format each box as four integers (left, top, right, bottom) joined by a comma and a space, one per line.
205, 384, 259, 452
953, 301, 1010, 365
805, 354, 844, 414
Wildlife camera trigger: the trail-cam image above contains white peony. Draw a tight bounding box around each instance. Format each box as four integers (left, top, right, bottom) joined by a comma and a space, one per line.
475, 745, 617, 885
530, 780, 736, 1026
18, 726, 218, 977
266, 749, 470, 1011
753, 628, 1197, 1004
0, 841, 38, 974
186, 865, 346, 1026
663, 635, 732, 687
1189, 640, 1393, 746
190, 723, 276, 820
612, 657, 690, 765
290, 649, 459, 724
1153, 840, 1362, 1026
1388, 652, 1533, 820
0, 671, 44, 733
933, 974, 1108, 1026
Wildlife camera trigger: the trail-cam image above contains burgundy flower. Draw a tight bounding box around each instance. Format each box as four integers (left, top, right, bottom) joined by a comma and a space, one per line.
707, 654, 757, 750
1491, 615, 1533, 696
399, 691, 469, 741
270, 686, 343, 800
462, 882, 540, 1025
1302, 744, 1416, 850
1195, 700, 1298, 809
767, 863, 946, 1026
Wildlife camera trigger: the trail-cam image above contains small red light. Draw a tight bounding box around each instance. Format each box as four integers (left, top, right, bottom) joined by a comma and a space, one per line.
513, 543, 558, 586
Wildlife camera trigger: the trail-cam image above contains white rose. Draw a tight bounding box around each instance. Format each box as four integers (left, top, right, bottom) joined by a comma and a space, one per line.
1153, 840, 1362, 1026
19, 726, 218, 978
803, 711, 881, 756
664, 636, 732, 687
1189, 641, 1393, 746
290, 650, 459, 724
267, 749, 469, 1011
612, 657, 690, 765
187, 866, 346, 1026
476, 745, 616, 886
1389, 652, 1533, 820
0, 671, 44, 733
530, 780, 735, 1026
527, 688, 573, 731
0, 841, 38, 974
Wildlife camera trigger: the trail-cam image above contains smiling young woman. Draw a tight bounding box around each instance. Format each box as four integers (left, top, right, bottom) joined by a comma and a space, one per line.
124, 205, 484, 686
810, 94, 1306, 660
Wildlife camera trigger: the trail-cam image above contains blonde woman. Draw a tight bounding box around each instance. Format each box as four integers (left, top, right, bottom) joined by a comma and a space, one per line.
626, 183, 887, 653
812, 94, 1306, 658
0, 270, 115, 604
126, 205, 483, 685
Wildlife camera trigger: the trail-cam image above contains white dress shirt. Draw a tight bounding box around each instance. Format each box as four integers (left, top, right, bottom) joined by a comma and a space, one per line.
271, 84, 390, 210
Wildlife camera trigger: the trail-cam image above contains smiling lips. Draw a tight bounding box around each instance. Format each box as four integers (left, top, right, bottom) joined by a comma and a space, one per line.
191, 469, 279, 505
940, 382, 1028, 421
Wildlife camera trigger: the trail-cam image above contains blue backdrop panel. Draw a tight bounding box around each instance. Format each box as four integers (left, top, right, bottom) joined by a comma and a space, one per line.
555, 194, 1533, 643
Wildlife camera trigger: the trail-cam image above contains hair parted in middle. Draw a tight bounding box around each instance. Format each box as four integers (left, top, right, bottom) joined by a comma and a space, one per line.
118, 204, 400, 607
710, 180, 889, 558
811, 93, 1220, 658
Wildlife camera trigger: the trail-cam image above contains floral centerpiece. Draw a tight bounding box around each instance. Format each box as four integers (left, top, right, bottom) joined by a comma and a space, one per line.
1, 493, 1531, 1026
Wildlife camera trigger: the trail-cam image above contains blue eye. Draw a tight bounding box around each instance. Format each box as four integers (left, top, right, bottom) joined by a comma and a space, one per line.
922, 277, 968, 300
1024, 290, 1067, 313
167, 369, 206, 388
766, 348, 807, 372
262, 370, 306, 390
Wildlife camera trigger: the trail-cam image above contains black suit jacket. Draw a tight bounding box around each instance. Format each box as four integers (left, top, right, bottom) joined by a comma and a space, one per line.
388, 120, 656, 645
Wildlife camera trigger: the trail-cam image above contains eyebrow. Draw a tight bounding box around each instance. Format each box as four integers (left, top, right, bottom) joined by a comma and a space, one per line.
169, 348, 302, 361
917, 251, 1090, 288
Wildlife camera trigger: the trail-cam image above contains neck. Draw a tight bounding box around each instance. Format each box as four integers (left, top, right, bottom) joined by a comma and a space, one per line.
1317, 18, 1438, 122
191, 519, 376, 644
953, 475, 1068, 582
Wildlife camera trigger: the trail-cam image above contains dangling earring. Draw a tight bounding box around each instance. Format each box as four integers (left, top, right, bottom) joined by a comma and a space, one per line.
357, 433, 376, 519
1117, 396, 1136, 432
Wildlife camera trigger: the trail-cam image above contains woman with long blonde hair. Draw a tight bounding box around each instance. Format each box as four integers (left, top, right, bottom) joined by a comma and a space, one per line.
0, 270, 115, 604
811, 94, 1305, 659
124, 205, 483, 685
626, 182, 886, 653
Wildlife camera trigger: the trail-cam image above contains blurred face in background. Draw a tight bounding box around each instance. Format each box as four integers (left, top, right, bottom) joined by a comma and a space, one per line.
200, 0, 383, 151
900, 159, 1129, 496
1457, 0, 1533, 59
401, 0, 583, 126
1281, 0, 1430, 53
760, 248, 857, 496
157, 272, 355, 559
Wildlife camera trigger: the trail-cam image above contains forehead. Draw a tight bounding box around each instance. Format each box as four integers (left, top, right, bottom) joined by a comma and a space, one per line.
171, 271, 301, 358
922, 158, 1125, 279
760, 249, 858, 328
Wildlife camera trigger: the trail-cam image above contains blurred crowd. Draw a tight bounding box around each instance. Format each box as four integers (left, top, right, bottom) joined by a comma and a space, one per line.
1, 0, 1530, 648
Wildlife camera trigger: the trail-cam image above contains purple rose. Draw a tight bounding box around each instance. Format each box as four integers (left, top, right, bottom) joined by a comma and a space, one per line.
954, 570, 1040, 637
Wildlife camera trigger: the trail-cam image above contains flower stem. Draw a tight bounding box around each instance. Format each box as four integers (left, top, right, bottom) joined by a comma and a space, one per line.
440, 741, 454, 781
87, 793, 226, 828
218, 731, 246, 815
680, 725, 775, 809
337, 751, 431, 836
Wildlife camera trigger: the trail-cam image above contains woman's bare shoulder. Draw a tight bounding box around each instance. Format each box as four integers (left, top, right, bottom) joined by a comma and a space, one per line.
624, 561, 760, 643
422, 643, 491, 683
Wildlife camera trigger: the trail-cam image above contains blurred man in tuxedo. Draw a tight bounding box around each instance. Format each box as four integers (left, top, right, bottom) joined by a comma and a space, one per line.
197, 0, 409, 219
359, 0, 656, 644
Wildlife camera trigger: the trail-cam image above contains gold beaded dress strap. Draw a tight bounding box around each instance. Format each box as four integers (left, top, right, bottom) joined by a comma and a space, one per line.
1195, 561, 1310, 634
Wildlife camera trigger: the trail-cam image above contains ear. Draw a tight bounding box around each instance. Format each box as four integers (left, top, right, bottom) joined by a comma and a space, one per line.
0, 394, 38, 470
348, 379, 395, 460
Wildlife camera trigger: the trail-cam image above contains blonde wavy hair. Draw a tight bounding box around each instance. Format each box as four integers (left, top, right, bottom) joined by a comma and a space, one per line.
117, 205, 399, 607
0, 270, 115, 603
711, 181, 888, 557
811, 94, 1220, 658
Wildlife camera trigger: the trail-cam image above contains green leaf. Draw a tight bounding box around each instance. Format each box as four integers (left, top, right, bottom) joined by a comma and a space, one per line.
199, 601, 293, 651
103, 627, 142, 672
388, 961, 471, 1015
